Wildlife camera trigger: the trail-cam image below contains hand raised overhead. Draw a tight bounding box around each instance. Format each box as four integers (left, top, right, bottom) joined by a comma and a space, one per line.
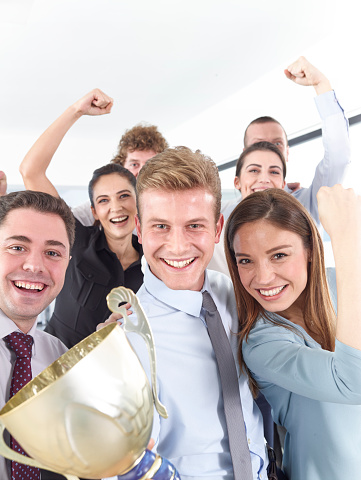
72, 88, 114, 117
285, 56, 332, 95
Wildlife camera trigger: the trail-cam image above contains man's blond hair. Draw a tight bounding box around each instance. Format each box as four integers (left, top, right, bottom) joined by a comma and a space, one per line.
136, 146, 221, 222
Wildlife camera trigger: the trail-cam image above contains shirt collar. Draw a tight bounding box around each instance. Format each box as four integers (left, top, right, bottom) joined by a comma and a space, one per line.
0, 309, 38, 340
143, 264, 214, 317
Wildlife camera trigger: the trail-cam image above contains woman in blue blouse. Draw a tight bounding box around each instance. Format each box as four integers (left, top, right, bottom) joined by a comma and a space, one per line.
224, 185, 361, 480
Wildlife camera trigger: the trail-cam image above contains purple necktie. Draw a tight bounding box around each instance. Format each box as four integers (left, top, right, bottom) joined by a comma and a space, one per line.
4, 332, 40, 480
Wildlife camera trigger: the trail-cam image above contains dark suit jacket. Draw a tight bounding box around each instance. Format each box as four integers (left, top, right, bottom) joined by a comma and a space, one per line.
45, 218, 143, 348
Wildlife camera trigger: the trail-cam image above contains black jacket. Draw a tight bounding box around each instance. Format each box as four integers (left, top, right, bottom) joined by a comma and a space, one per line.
45, 219, 143, 348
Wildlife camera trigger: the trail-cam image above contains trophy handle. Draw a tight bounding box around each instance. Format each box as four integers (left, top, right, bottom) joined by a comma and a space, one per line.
107, 286, 168, 419
0, 419, 79, 480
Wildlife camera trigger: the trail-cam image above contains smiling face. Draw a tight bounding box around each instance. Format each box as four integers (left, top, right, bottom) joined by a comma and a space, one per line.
0, 208, 70, 332
245, 121, 289, 160
234, 150, 286, 198
136, 188, 223, 291
232, 219, 309, 321
91, 173, 137, 243
123, 149, 157, 178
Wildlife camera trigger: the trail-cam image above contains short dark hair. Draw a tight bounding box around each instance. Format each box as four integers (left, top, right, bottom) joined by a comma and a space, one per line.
112, 124, 169, 165
0, 191, 75, 248
244, 116, 288, 148
235, 141, 287, 179
88, 163, 137, 208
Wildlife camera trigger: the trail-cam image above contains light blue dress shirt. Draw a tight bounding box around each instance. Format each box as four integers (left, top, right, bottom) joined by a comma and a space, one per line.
126, 266, 268, 480
243, 313, 361, 480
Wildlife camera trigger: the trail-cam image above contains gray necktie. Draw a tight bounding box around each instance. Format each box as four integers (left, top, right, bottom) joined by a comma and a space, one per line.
202, 291, 253, 480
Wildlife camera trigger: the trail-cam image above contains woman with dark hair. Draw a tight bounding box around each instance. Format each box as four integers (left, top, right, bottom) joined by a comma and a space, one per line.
225, 186, 361, 480
20, 95, 143, 348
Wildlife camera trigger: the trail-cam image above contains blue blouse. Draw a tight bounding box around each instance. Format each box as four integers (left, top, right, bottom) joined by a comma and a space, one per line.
243, 314, 361, 480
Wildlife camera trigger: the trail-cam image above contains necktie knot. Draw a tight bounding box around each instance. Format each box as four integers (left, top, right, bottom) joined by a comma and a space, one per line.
4, 332, 33, 359
202, 291, 218, 314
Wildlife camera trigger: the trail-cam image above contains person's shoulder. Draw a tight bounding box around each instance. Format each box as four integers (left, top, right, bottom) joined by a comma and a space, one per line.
136, 283, 169, 315
247, 314, 303, 347
72, 200, 94, 226
72, 216, 101, 247
207, 269, 234, 294
221, 196, 242, 221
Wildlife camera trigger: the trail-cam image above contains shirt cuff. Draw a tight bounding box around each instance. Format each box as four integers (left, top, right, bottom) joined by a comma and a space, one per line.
314, 90, 344, 119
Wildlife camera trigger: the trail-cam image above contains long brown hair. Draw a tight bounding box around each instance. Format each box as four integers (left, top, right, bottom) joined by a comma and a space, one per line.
224, 189, 336, 396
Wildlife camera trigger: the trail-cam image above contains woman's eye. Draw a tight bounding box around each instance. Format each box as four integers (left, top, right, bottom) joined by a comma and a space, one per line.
238, 258, 250, 265
273, 253, 286, 259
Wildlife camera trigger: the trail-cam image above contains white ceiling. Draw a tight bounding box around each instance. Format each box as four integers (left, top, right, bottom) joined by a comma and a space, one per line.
1, 0, 360, 187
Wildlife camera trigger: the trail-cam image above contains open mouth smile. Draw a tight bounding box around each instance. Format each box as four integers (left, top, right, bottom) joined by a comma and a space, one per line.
13, 281, 45, 292
258, 285, 286, 297
162, 258, 195, 269
110, 215, 128, 224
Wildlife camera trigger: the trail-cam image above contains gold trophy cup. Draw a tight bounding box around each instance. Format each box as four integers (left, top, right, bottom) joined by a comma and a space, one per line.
0, 287, 168, 480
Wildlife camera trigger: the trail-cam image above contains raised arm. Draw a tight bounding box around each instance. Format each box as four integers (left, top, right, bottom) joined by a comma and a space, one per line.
285, 56, 350, 226
317, 185, 361, 351
19, 88, 113, 197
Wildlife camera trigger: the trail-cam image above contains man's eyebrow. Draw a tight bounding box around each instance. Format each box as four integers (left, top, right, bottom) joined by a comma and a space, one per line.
4, 235, 30, 243
4, 236, 67, 250
147, 217, 209, 223
45, 240, 67, 250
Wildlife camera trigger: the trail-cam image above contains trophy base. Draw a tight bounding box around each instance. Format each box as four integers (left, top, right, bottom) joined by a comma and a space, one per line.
120, 450, 180, 480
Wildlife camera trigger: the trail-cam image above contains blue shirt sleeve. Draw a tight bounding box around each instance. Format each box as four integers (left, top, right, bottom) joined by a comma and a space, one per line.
291, 90, 351, 227
243, 318, 361, 404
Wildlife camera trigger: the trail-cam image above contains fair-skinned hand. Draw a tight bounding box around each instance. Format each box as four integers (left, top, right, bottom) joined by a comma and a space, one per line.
147, 438, 155, 450
317, 184, 361, 240
0, 171, 7, 196
96, 303, 132, 331
73, 88, 113, 117
284, 56, 332, 95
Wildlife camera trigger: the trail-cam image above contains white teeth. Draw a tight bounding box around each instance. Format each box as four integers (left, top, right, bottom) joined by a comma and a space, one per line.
14, 281, 45, 291
259, 286, 285, 297
111, 216, 128, 223
163, 258, 195, 268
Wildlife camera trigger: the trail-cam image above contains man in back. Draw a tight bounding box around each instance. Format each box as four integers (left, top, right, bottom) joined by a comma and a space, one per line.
0, 190, 74, 479
222, 56, 350, 225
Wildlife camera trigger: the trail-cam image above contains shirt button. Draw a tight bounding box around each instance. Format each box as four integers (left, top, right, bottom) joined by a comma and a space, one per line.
248, 438, 251, 444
